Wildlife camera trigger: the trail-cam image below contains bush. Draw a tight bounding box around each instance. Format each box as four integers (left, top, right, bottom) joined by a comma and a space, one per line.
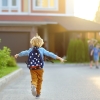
0, 46, 11, 69
0, 39, 17, 69
0, 39, 18, 77
67, 39, 87, 63
7, 56, 17, 67
75, 39, 85, 62
67, 39, 75, 62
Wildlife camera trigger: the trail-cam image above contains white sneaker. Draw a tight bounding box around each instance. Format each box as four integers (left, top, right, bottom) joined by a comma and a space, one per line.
31, 85, 37, 96
35, 94, 41, 99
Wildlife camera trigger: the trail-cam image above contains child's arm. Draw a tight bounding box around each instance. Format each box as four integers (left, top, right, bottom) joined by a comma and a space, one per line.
91, 49, 94, 56
15, 54, 19, 58
56, 56, 66, 63
14, 48, 32, 58
43, 48, 66, 63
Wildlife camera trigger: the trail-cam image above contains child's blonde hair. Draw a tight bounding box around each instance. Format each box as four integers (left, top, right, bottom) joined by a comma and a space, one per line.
30, 34, 44, 47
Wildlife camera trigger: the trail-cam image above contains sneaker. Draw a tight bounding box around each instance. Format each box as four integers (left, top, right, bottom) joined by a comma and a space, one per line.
31, 85, 37, 96
96, 66, 99, 69
36, 94, 40, 99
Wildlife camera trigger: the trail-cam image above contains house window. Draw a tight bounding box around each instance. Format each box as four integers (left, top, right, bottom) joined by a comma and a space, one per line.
35, 0, 41, 6
1, 0, 20, 12
34, 0, 58, 10
2, 0, 8, 6
12, 0, 17, 6
2, 0, 18, 9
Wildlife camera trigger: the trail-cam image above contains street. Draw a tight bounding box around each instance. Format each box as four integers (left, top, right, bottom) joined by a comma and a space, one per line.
0, 63, 100, 100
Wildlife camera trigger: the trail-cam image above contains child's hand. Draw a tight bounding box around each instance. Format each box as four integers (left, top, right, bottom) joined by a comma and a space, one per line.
14, 54, 19, 59
56, 56, 67, 63
60, 58, 67, 63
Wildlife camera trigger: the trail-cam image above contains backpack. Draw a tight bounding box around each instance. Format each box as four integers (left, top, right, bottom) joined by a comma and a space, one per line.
27, 46, 44, 69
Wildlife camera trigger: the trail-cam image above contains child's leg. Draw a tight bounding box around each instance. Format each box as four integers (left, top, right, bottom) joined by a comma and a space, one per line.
30, 70, 38, 96
90, 60, 93, 68
90, 55, 93, 68
30, 70, 38, 87
36, 69, 44, 95
94, 56, 99, 68
95, 61, 99, 68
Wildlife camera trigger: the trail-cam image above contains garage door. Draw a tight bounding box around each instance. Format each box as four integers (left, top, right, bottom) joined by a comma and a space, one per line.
0, 32, 30, 62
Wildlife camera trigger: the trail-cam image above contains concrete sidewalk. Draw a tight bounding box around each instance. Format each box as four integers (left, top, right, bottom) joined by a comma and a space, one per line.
0, 68, 23, 91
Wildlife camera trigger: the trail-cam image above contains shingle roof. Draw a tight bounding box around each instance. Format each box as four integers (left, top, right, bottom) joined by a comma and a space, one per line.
52, 16, 100, 31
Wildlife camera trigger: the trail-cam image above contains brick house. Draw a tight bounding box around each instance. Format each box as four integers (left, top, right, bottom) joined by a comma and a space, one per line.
0, 0, 100, 62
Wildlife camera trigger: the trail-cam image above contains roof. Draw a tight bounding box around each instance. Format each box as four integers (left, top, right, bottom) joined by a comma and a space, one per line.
0, 15, 56, 26
52, 16, 100, 31
0, 15, 100, 31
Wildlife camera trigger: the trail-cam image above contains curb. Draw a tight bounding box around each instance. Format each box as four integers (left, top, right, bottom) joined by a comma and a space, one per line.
0, 68, 23, 91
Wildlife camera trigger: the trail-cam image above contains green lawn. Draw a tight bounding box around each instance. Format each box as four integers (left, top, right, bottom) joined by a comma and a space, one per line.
53, 60, 60, 63
0, 66, 19, 78
53, 59, 67, 63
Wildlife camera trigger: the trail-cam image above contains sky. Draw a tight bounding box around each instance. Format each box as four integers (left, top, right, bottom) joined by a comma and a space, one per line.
74, 0, 100, 20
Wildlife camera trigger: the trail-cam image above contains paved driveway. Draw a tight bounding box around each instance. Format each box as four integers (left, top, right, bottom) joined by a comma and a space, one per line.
0, 63, 100, 100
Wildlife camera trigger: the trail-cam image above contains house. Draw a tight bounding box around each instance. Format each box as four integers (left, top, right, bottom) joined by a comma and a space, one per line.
0, 0, 100, 62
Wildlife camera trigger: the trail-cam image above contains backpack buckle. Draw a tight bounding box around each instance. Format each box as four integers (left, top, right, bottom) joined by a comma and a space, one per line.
30, 66, 41, 70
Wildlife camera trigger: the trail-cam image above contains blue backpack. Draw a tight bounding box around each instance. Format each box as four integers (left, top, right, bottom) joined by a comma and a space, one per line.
27, 46, 44, 69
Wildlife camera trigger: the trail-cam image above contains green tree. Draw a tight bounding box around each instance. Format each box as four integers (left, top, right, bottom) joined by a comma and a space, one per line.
67, 39, 73, 62
75, 39, 85, 62
67, 39, 76, 62
67, 39, 86, 63
94, 2, 100, 23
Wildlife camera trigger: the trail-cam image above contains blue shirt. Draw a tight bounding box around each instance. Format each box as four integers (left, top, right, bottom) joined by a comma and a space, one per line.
18, 47, 57, 60
93, 47, 100, 57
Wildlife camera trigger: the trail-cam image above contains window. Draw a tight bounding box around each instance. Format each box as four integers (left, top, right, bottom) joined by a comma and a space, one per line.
12, 0, 17, 6
1, 0, 18, 8
2, 0, 8, 6
1, 0, 20, 12
34, 0, 58, 10
35, 0, 41, 7
50, 0, 55, 7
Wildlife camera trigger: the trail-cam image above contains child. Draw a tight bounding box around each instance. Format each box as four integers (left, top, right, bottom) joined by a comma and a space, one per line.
91, 43, 100, 69
88, 39, 97, 68
14, 35, 65, 98
88, 40, 94, 68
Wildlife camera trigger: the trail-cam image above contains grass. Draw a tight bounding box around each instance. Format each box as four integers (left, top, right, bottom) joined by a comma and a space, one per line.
0, 66, 19, 78
53, 59, 68, 63
52, 59, 60, 63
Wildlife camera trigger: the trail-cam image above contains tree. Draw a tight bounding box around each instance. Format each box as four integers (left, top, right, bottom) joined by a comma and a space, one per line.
67, 39, 86, 63
67, 39, 75, 62
75, 39, 85, 62
94, 1, 100, 23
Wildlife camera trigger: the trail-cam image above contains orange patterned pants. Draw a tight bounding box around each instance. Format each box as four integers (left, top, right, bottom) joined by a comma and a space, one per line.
30, 69, 44, 94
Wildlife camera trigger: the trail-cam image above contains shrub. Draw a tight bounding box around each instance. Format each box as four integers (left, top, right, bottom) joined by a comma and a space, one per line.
0, 39, 18, 77
0, 47, 11, 69
75, 39, 85, 62
7, 56, 17, 67
67, 39, 86, 63
67, 39, 75, 62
